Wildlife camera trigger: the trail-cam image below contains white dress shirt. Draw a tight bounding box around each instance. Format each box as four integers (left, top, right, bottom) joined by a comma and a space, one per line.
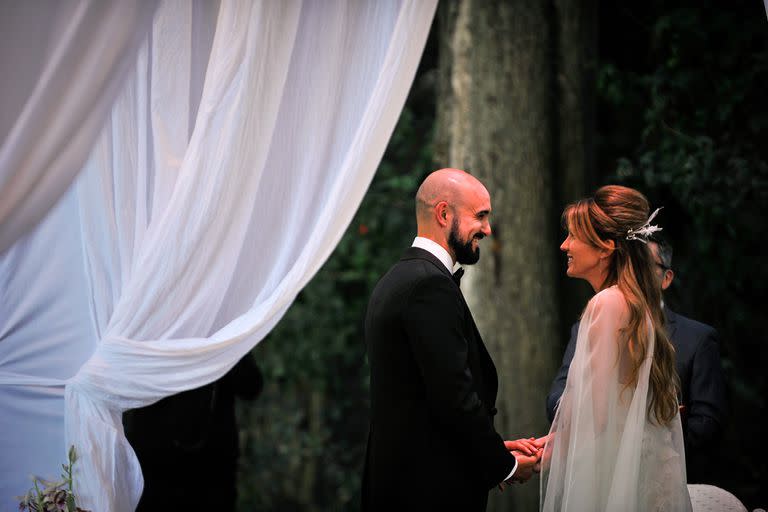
410, 237, 518, 483
411, 236, 455, 272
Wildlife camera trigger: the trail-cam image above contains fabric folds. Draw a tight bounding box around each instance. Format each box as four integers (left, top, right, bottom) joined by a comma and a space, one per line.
0, 0, 158, 254
540, 286, 691, 511
0, 1, 437, 510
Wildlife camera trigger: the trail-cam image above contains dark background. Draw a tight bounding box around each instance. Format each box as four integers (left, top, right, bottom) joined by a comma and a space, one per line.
233, 2, 767, 509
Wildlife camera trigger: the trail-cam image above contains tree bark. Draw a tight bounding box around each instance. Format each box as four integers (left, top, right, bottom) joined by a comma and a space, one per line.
435, 0, 595, 509
554, 0, 597, 336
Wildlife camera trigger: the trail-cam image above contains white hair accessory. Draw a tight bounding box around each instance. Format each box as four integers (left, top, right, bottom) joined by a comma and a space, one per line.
625, 207, 663, 243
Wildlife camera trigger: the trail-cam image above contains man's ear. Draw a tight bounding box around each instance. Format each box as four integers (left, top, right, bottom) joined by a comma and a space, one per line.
661, 269, 674, 291
435, 201, 450, 227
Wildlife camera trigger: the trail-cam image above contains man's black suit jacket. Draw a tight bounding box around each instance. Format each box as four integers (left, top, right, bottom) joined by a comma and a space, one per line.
546, 307, 727, 482
362, 247, 515, 511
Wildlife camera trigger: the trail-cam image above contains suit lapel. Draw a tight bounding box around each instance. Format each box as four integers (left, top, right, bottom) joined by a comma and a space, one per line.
402, 246, 499, 407
471, 318, 499, 408
446, 266, 499, 409
400, 246, 453, 278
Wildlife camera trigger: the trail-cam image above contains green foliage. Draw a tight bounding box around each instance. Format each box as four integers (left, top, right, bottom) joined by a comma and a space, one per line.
598, 4, 768, 506
17, 446, 89, 512
235, 3, 768, 508
236, 103, 434, 510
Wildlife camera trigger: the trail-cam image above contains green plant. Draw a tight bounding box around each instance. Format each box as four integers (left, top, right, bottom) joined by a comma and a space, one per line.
17, 446, 90, 512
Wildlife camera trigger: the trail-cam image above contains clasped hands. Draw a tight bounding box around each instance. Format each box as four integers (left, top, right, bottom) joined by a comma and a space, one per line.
499, 434, 551, 489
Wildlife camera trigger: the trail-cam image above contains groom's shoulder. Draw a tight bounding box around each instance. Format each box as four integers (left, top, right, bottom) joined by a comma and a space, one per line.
373, 250, 449, 292
387, 253, 447, 284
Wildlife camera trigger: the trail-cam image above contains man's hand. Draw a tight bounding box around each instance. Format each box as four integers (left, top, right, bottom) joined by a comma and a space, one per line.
509, 450, 538, 483
501, 438, 543, 485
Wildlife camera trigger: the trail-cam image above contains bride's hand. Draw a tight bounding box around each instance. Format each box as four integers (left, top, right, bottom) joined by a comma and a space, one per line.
532, 433, 552, 449
532, 434, 554, 470
504, 437, 538, 456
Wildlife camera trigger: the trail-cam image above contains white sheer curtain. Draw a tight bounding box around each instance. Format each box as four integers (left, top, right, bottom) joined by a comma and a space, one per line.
0, 0, 436, 510
0, 0, 158, 254
0, 190, 96, 511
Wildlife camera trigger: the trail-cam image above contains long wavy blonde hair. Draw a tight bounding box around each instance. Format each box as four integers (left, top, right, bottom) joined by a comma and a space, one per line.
563, 185, 679, 425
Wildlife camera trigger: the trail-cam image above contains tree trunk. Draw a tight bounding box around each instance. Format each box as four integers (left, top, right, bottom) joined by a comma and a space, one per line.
554, 0, 597, 337
435, 0, 595, 509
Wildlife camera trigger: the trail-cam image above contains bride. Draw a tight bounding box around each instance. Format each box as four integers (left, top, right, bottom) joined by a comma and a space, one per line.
540, 185, 691, 511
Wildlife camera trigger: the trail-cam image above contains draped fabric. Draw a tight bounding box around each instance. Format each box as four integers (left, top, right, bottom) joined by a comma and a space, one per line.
541, 286, 691, 511
0, 190, 96, 511
0, 0, 158, 254
0, 1, 437, 510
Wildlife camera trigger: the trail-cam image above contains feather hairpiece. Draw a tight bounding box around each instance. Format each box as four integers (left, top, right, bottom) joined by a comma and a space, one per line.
625, 207, 663, 243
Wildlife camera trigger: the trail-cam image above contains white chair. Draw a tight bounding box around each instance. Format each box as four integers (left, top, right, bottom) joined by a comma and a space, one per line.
688, 484, 748, 512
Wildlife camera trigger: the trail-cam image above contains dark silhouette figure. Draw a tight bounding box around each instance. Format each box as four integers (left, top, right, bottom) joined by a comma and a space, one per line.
125, 354, 263, 511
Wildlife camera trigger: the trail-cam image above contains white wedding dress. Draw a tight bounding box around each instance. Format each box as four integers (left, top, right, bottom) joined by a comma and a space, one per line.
541, 286, 692, 511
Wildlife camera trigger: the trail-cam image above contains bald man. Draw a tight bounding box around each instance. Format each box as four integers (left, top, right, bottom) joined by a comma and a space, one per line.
361, 169, 538, 511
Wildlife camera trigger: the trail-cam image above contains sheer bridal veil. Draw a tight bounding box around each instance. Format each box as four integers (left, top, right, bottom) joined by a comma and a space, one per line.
541, 287, 691, 511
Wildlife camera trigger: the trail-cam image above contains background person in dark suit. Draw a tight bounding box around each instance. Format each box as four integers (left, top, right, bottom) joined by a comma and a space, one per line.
362, 168, 540, 512
546, 236, 727, 483
125, 353, 263, 511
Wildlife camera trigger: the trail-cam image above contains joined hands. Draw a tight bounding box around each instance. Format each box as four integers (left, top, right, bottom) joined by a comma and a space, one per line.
498, 434, 551, 490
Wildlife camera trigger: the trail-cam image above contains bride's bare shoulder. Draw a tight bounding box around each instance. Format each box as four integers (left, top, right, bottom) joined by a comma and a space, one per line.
586, 285, 628, 316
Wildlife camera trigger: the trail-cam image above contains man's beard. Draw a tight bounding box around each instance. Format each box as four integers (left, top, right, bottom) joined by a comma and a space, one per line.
448, 220, 482, 265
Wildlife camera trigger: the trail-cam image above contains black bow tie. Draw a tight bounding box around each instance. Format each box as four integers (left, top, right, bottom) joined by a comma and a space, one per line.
452, 267, 464, 287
